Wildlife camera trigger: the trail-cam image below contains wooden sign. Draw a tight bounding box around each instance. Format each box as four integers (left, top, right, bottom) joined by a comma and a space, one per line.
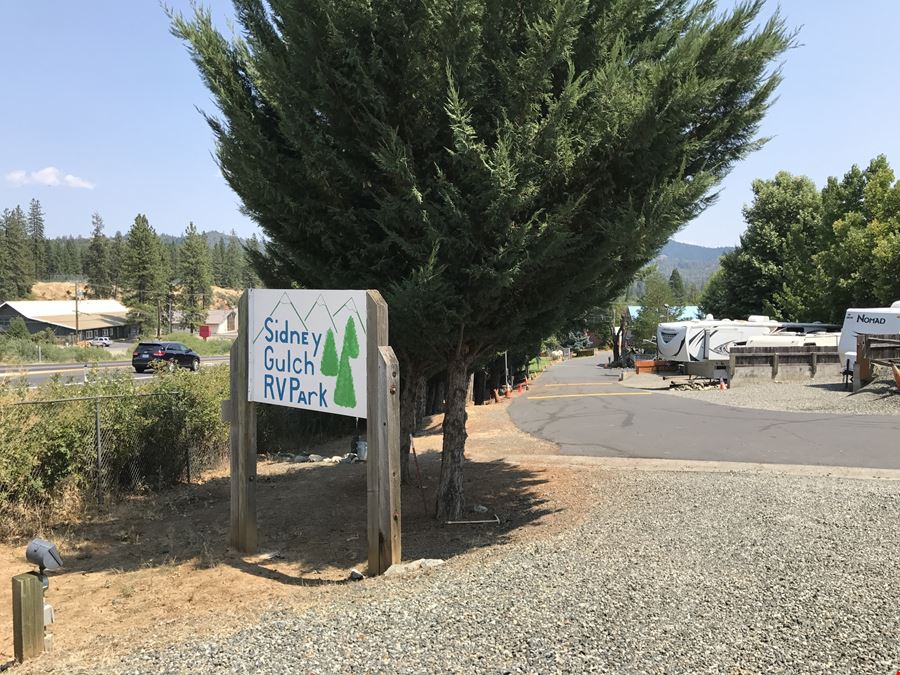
226, 289, 400, 576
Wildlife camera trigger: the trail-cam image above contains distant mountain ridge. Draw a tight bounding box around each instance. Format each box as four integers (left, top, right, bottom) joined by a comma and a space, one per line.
655, 240, 732, 286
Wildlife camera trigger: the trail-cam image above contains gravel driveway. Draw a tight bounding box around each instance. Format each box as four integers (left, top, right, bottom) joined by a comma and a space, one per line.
98, 469, 899, 674
669, 374, 899, 416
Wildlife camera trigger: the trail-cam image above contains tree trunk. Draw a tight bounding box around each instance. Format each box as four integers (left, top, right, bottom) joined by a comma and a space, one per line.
611, 322, 620, 363
473, 369, 486, 405
414, 375, 427, 428
426, 375, 438, 415
436, 356, 469, 521
399, 363, 418, 485
429, 372, 447, 415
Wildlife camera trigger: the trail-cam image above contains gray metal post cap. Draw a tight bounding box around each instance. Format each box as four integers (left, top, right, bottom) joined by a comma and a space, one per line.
26, 539, 63, 571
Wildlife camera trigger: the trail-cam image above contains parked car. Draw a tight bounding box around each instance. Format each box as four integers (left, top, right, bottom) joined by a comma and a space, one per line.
132, 341, 200, 373
89, 336, 111, 347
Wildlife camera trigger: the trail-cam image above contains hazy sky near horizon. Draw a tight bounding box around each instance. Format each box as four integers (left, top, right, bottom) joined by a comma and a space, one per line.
1, 1, 898, 246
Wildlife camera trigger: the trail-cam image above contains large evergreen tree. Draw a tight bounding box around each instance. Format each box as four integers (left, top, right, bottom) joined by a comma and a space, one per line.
242, 234, 263, 288
222, 230, 244, 288
814, 156, 900, 320
668, 269, 686, 303
109, 231, 126, 297
85, 212, 112, 297
633, 272, 681, 346
2, 206, 34, 298
122, 214, 167, 333
174, 0, 793, 518
176, 222, 213, 332
211, 238, 227, 286
27, 199, 46, 281
700, 172, 822, 321
60, 238, 82, 276
0, 214, 12, 301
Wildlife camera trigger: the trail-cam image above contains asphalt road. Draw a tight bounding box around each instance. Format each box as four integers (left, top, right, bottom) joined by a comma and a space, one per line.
510, 355, 900, 470
0, 357, 229, 387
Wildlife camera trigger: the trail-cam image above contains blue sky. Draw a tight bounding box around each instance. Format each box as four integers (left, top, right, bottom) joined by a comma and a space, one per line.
1, 1, 898, 246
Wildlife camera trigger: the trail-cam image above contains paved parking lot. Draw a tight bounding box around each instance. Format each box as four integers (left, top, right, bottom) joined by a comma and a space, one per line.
510, 357, 900, 470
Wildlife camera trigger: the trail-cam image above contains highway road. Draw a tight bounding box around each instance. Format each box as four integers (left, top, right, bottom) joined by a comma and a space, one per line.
0, 357, 230, 387
509, 355, 900, 470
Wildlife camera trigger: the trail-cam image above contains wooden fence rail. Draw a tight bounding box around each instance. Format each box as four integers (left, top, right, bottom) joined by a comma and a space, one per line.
854, 333, 900, 391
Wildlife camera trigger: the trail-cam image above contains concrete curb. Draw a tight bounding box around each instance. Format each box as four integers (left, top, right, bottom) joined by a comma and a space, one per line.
499, 453, 900, 481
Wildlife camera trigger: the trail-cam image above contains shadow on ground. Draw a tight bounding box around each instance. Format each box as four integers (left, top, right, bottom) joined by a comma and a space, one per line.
35, 444, 558, 585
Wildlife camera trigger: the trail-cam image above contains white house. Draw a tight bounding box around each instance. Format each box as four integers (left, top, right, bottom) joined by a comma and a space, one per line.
0, 299, 133, 339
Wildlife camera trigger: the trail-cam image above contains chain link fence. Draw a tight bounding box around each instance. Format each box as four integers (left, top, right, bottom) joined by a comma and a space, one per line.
0, 392, 227, 509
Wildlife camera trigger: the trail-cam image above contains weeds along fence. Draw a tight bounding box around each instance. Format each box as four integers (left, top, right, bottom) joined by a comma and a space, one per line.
0, 367, 231, 533
0, 393, 223, 507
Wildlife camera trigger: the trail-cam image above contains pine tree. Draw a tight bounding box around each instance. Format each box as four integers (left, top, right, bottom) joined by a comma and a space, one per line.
211, 238, 227, 286
333, 317, 360, 408
108, 232, 126, 297
122, 214, 167, 334
167, 241, 180, 286
320, 328, 338, 376
85, 212, 111, 297
0, 212, 13, 301
176, 222, 213, 332
61, 238, 82, 276
173, 0, 793, 519
222, 232, 243, 288
242, 235, 262, 288
27, 199, 46, 280
2, 206, 34, 298
668, 269, 686, 303
44, 240, 61, 277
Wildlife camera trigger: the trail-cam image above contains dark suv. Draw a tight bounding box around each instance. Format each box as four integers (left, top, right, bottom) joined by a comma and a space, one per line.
132, 341, 200, 373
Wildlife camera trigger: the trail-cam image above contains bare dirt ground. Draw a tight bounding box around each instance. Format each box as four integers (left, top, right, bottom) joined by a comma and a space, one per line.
0, 379, 593, 671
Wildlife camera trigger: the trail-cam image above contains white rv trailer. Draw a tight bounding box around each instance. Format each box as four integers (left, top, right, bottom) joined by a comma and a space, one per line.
744, 323, 841, 348
745, 331, 840, 349
837, 301, 900, 371
656, 315, 782, 378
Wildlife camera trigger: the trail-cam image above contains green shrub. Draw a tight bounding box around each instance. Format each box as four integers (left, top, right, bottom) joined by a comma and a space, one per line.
0, 358, 355, 518
0, 366, 230, 507
5, 318, 30, 340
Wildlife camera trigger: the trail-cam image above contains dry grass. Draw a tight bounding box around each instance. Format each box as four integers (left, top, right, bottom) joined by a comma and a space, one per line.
0, 392, 595, 672
0, 482, 91, 541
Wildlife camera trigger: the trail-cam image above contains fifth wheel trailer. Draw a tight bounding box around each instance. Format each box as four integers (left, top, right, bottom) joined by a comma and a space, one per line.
656, 316, 782, 378
838, 301, 900, 371
656, 315, 839, 379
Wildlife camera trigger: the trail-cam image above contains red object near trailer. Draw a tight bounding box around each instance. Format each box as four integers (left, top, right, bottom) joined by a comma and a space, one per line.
199, 324, 211, 340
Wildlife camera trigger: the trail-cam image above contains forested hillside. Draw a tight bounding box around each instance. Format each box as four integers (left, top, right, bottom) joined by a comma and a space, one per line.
654, 241, 732, 286
0, 200, 261, 332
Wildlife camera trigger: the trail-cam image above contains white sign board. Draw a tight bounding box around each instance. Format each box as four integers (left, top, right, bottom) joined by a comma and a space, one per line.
247, 289, 368, 418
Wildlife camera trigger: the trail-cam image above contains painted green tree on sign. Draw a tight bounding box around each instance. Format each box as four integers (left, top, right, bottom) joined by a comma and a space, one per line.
320, 328, 339, 376
333, 316, 359, 408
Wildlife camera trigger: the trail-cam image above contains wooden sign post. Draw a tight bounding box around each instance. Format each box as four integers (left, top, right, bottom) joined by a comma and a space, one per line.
12, 573, 44, 662
228, 291, 257, 553
366, 292, 401, 575
226, 288, 400, 576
